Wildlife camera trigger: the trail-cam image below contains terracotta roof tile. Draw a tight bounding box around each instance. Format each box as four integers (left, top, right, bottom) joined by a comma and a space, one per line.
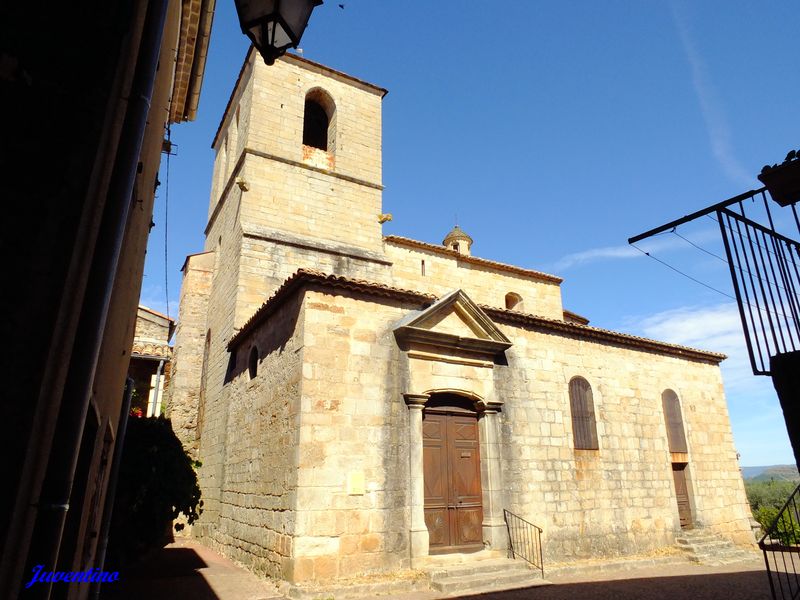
228, 270, 725, 364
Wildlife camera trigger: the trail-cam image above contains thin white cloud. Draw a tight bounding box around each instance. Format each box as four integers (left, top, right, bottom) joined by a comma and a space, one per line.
553, 227, 719, 271
671, 3, 754, 188
633, 302, 765, 397
626, 302, 791, 465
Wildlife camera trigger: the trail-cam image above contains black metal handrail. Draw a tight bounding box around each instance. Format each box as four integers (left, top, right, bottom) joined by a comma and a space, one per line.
759, 482, 800, 599
503, 509, 544, 578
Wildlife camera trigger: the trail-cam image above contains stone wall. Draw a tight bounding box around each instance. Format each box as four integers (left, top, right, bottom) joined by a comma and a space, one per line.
385, 241, 564, 320
290, 289, 412, 582
134, 307, 172, 342
166, 252, 213, 455
492, 323, 753, 560
209, 292, 306, 579
195, 183, 245, 529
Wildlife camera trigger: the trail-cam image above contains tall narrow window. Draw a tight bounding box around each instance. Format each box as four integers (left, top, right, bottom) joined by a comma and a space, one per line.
303, 99, 328, 150
569, 376, 599, 450
662, 389, 688, 453
248, 345, 259, 380
302, 88, 335, 152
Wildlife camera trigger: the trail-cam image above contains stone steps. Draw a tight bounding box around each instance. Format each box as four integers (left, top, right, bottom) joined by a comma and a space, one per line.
425, 556, 548, 596
675, 529, 760, 566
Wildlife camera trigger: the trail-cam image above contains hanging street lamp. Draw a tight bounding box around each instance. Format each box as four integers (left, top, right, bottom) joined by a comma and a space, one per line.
233, 0, 323, 65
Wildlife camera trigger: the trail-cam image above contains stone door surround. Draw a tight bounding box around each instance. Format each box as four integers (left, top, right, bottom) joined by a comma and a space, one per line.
404, 391, 505, 566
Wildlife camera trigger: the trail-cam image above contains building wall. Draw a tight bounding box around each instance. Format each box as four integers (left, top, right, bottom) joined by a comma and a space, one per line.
208, 292, 306, 579
196, 186, 245, 528
493, 326, 753, 560
212, 285, 753, 584
385, 241, 564, 319
167, 252, 214, 454
291, 289, 411, 582
134, 309, 173, 342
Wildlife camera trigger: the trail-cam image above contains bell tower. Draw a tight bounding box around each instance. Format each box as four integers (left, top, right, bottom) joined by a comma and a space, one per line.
205, 49, 391, 329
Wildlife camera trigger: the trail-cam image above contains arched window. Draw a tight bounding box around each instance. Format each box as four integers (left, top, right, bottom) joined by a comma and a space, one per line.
303, 88, 336, 152
569, 377, 599, 450
505, 292, 523, 311
662, 389, 687, 453
248, 346, 259, 380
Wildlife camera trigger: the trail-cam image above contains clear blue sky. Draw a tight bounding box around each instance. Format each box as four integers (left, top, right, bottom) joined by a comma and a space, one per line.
142, 1, 800, 467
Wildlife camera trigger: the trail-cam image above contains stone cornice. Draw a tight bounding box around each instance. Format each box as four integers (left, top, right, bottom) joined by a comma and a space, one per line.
227, 269, 726, 364
482, 306, 726, 365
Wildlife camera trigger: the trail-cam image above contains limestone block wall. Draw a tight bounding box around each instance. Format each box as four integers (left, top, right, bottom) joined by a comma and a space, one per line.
166, 252, 214, 455
134, 308, 172, 342
385, 241, 564, 320
291, 289, 411, 583
210, 293, 306, 579
493, 326, 754, 561
237, 151, 384, 255
245, 54, 384, 186
236, 234, 391, 325
195, 189, 245, 528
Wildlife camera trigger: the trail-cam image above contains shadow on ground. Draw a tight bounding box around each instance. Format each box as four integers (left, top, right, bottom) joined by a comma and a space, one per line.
101, 547, 219, 600
455, 570, 771, 600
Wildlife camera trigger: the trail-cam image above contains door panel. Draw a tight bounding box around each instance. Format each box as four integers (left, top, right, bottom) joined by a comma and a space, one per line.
672, 463, 693, 529
423, 409, 483, 552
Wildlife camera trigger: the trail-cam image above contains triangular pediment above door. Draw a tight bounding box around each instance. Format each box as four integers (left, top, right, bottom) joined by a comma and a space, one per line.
393, 289, 512, 357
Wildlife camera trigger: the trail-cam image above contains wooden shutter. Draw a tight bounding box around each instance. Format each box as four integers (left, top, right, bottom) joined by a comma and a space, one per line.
662, 390, 688, 453
569, 377, 599, 450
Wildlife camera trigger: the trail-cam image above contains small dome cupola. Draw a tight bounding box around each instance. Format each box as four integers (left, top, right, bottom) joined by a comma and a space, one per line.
442, 225, 473, 256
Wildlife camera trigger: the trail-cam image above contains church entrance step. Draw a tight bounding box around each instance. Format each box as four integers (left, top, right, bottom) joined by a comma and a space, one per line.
424, 556, 549, 596
674, 528, 760, 565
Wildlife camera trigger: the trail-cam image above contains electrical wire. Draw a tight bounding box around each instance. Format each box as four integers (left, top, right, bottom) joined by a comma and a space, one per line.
630, 243, 737, 300
631, 242, 796, 324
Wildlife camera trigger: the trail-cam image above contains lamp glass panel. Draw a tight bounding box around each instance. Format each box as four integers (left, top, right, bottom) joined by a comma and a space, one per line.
273, 21, 292, 48
248, 24, 263, 47
237, 0, 277, 25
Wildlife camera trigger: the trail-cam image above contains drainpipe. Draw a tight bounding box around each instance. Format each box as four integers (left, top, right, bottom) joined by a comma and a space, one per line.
22, 1, 169, 597
152, 359, 165, 417
89, 378, 134, 600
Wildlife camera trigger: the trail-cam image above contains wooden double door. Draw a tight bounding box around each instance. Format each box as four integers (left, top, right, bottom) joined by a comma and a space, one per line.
422, 405, 483, 553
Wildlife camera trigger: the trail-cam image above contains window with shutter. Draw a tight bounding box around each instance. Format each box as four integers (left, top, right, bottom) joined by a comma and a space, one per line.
662, 389, 688, 453
569, 377, 599, 450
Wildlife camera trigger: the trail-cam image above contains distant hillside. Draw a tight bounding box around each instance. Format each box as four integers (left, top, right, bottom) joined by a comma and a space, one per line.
742, 464, 799, 482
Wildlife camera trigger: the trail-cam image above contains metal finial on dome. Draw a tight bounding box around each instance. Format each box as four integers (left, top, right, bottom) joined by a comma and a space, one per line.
442, 225, 473, 256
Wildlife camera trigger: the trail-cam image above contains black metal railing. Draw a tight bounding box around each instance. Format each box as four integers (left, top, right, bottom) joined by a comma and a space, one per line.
629, 186, 800, 378
503, 509, 544, 578
759, 482, 800, 599
717, 196, 800, 376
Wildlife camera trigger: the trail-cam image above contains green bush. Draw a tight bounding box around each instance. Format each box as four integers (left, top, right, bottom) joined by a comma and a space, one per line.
746, 479, 800, 544
107, 416, 202, 563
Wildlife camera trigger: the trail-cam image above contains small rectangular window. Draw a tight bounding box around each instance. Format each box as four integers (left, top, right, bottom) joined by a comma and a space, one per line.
421, 260, 426, 276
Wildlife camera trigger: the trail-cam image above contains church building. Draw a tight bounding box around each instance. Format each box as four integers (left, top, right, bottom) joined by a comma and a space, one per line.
167, 49, 754, 584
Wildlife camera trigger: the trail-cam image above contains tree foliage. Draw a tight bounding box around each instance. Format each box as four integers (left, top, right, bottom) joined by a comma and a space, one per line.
746, 479, 800, 544
107, 416, 202, 563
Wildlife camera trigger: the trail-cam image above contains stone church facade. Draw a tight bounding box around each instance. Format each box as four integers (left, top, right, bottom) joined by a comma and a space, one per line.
168, 48, 754, 584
